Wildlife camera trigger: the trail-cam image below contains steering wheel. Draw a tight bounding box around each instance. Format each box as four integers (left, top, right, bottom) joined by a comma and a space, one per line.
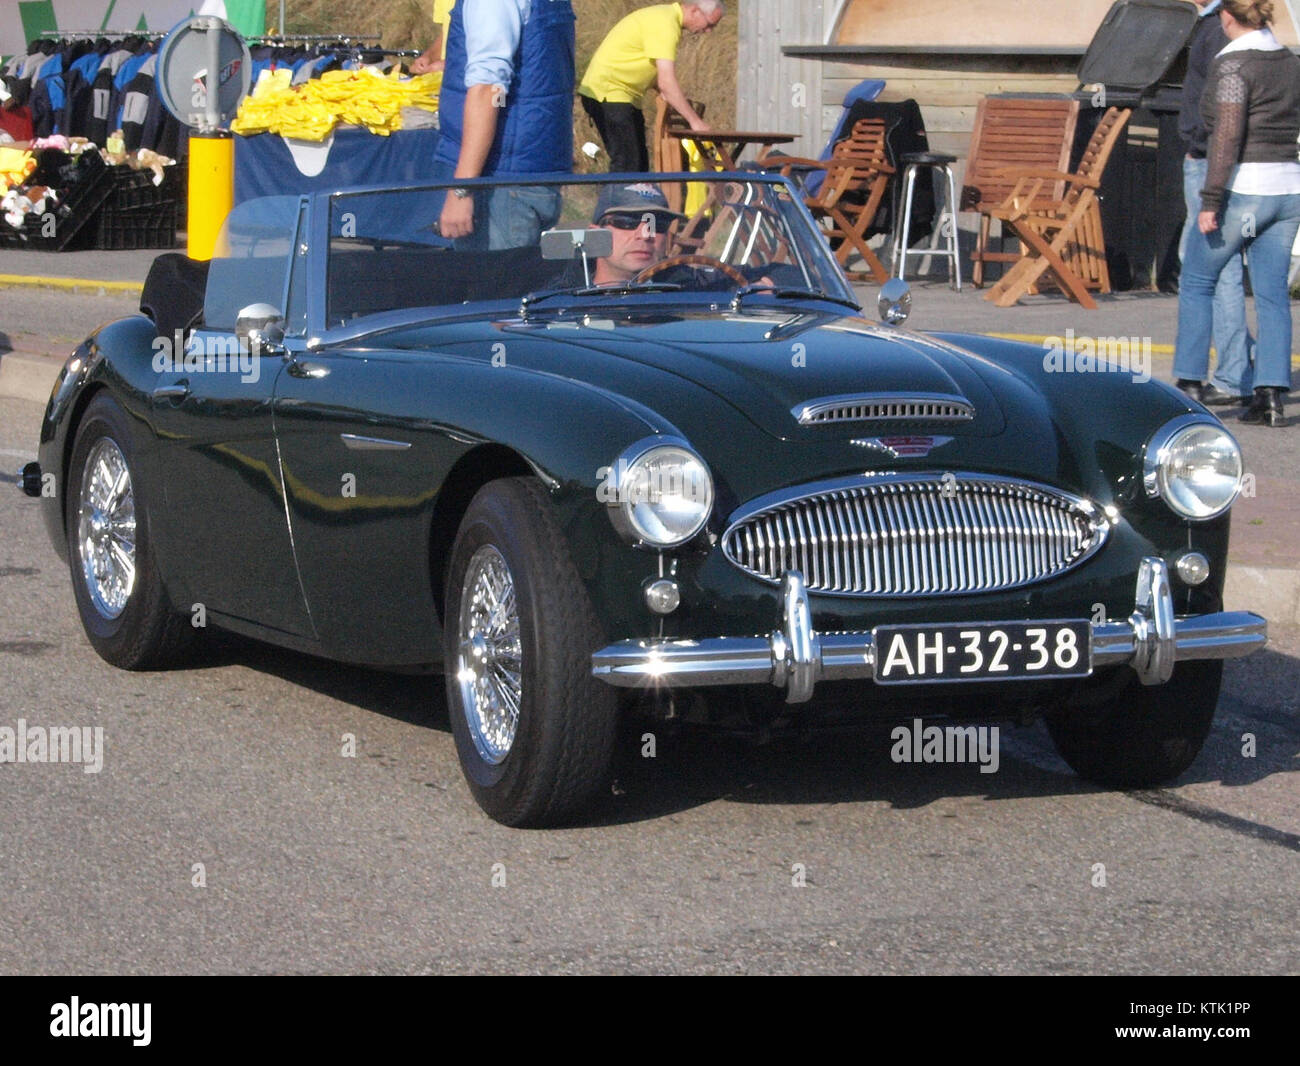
636, 254, 749, 287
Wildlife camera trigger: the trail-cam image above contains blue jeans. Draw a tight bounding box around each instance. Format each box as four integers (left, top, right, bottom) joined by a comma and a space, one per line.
483, 184, 562, 250
1175, 157, 1253, 393
1175, 188, 1300, 391
431, 161, 562, 251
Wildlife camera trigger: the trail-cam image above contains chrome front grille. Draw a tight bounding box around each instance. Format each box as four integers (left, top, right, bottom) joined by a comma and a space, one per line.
793, 393, 975, 426
722, 473, 1109, 596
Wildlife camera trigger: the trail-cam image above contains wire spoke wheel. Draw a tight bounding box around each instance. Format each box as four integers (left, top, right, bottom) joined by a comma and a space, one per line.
77, 437, 136, 619
456, 544, 523, 765
444, 477, 618, 826
65, 394, 195, 670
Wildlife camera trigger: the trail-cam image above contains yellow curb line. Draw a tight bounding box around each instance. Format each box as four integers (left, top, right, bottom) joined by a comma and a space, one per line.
0, 274, 143, 295
981, 331, 1300, 368
984, 331, 1175, 354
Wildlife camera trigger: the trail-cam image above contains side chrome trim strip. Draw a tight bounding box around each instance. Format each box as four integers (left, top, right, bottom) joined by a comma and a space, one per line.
340, 433, 412, 451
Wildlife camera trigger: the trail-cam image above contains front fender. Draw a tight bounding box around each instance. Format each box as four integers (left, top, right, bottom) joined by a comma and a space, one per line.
383, 352, 699, 640
36, 315, 162, 561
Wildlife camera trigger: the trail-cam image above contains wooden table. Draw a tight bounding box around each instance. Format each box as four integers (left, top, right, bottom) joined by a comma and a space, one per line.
663, 129, 796, 171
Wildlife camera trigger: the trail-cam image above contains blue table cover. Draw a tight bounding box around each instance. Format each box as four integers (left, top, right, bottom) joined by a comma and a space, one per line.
234, 127, 442, 202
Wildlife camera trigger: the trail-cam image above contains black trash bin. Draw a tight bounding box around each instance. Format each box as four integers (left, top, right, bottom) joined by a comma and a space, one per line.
1073, 0, 1198, 292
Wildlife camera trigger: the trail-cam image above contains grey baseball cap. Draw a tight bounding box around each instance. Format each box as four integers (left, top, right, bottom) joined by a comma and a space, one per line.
592, 182, 686, 223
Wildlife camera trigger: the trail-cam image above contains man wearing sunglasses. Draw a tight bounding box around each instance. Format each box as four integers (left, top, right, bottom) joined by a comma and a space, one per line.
579, 182, 775, 292
589, 183, 684, 284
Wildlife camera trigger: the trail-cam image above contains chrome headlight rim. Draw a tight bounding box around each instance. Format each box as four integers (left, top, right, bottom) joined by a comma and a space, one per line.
1142, 414, 1243, 521
602, 436, 714, 549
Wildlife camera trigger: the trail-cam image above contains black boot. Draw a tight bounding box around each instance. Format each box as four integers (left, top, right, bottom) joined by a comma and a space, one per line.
1240, 387, 1286, 427
1175, 379, 1205, 403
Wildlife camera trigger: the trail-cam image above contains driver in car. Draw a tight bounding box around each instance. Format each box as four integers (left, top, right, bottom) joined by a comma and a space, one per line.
589, 182, 683, 284
583, 181, 775, 290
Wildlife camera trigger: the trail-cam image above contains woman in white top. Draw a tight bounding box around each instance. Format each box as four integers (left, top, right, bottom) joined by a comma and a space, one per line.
1173, 0, 1300, 427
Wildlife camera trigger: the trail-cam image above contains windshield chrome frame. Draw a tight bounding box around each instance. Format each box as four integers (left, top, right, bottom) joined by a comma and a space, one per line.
306, 172, 859, 341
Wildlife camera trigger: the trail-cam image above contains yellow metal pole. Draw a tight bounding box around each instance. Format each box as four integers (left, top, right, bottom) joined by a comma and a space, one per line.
188, 131, 234, 260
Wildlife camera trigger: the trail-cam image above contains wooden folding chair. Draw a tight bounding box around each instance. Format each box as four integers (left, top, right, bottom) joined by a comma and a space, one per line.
764, 118, 894, 283
961, 96, 1080, 287
983, 107, 1132, 310
652, 92, 707, 214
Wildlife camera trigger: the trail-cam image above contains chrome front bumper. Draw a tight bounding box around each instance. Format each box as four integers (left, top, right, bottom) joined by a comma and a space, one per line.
590, 557, 1267, 703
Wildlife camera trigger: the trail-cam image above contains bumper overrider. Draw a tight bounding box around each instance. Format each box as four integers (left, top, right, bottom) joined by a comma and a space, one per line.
590, 557, 1267, 703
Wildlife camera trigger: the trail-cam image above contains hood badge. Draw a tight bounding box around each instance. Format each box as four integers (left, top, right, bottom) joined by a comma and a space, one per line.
851, 435, 954, 459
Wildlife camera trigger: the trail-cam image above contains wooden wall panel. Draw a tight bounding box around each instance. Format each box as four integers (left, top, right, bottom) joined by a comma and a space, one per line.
737, 0, 829, 157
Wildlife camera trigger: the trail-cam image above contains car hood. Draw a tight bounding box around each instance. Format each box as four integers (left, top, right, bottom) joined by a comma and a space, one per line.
495, 309, 1007, 441
366, 306, 1185, 512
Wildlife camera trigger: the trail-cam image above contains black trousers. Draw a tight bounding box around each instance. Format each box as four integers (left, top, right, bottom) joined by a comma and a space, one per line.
580, 95, 648, 174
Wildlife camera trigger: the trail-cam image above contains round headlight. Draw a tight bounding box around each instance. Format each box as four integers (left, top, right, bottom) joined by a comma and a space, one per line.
604, 440, 714, 548
1143, 416, 1243, 520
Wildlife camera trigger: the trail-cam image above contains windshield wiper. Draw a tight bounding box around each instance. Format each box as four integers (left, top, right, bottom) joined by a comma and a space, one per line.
520, 282, 684, 315
730, 285, 861, 313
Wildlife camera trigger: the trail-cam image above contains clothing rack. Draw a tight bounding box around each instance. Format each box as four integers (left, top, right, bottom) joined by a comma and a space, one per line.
33, 30, 168, 40
247, 34, 381, 45
245, 36, 420, 65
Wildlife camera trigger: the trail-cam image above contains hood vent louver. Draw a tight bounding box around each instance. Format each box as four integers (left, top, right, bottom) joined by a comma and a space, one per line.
793, 392, 974, 427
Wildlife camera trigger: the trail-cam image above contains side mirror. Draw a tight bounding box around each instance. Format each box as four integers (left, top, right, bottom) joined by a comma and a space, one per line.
877, 278, 912, 326
235, 303, 286, 351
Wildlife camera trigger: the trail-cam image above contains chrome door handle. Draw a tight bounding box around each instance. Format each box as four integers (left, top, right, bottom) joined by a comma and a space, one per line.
152, 379, 190, 400
286, 359, 329, 379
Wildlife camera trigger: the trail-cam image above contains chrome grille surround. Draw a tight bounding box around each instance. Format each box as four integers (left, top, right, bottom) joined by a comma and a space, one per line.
793, 392, 975, 426
722, 472, 1110, 597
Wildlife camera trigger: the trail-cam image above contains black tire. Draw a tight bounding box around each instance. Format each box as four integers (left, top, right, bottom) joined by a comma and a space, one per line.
1046, 660, 1223, 788
443, 477, 618, 827
65, 393, 195, 669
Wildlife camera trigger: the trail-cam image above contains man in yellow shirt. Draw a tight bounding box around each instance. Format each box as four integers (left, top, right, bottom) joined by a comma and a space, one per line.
411, 0, 457, 75
578, 1, 723, 172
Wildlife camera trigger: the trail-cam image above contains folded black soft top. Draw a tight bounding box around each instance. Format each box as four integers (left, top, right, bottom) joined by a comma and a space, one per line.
139, 252, 209, 340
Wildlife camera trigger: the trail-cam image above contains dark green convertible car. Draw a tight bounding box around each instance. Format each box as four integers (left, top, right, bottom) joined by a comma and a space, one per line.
20, 174, 1265, 826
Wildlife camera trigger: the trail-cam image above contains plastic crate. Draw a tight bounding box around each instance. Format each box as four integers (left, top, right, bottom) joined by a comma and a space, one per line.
0, 151, 114, 251
92, 201, 179, 250
107, 163, 182, 211
174, 160, 188, 228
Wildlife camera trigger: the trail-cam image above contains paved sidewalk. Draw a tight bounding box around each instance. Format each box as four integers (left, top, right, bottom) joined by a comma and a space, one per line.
0, 246, 160, 293
2, 254, 1297, 624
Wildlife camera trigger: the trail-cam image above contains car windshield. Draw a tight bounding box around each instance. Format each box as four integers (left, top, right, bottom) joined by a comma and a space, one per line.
323, 175, 858, 328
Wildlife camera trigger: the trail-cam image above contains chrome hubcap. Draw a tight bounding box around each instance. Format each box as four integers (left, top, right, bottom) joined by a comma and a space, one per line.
456, 545, 522, 765
77, 438, 136, 619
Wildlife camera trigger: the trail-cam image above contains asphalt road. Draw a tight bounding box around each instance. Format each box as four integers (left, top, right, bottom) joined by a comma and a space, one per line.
1, 386, 1298, 975
0, 288, 141, 360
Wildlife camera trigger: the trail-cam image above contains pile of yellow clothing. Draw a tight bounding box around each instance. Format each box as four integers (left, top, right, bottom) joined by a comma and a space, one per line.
231, 67, 441, 141
0, 147, 36, 190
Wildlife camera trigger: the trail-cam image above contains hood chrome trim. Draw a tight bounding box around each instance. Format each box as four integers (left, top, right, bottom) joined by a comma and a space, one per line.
793, 392, 975, 426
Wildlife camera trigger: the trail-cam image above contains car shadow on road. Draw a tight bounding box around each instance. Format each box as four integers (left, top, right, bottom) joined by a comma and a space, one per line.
588, 648, 1300, 827
188, 628, 1299, 828
192, 629, 450, 733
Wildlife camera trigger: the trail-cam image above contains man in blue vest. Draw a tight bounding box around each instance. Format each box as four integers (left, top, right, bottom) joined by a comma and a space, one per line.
436, 0, 576, 249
